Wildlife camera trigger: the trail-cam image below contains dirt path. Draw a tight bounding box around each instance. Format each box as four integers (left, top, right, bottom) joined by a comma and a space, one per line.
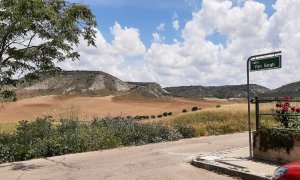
0, 95, 234, 123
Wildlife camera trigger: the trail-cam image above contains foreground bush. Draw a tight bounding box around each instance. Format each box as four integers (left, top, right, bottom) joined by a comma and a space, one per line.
0, 116, 182, 164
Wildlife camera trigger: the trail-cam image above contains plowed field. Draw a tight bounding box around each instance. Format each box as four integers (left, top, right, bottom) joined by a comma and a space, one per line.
0, 95, 238, 123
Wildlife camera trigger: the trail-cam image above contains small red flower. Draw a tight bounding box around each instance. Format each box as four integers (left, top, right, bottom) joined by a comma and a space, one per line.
284, 102, 290, 106
284, 96, 291, 100
276, 103, 282, 107
296, 108, 300, 113
282, 106, 289, 112
291, 107, 296, 112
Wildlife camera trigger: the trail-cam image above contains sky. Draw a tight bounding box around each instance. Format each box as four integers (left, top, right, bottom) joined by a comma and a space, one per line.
60, 0, 300, 89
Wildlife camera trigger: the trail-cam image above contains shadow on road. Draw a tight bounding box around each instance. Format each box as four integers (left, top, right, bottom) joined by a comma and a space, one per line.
7, 162, 43, 171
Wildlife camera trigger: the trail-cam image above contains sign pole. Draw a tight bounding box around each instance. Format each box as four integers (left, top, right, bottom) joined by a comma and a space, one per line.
247, 58, 252, 158
246, 51, 281, 159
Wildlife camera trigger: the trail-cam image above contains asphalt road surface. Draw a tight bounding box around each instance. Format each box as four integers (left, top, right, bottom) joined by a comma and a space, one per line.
0, 132, 249, 180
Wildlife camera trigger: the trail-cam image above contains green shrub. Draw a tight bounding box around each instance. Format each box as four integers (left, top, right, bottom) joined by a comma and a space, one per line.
182, 109, 187, 113
216, 105, 221, 108
151, 115, 156, 119
157, 115, 163, 118
0, 116, 184, 164
101, 117, 182, 146
163, 112, 168, 116
254, 127, 300, 154
176, 126, 196, 138
168, 112, 172, 116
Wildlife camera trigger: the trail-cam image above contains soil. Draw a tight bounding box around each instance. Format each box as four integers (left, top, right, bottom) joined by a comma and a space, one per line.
0, 95, 236, 123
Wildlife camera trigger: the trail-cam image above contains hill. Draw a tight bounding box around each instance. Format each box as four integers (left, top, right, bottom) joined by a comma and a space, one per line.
164, 84, 272, 99
16, 71, 169, 98
263, 81, 300, 97
16, 70, 300, 99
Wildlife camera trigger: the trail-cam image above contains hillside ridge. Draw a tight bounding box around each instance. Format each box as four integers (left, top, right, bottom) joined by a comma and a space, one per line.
16, 71, 169, 98
16, 70, 300, 99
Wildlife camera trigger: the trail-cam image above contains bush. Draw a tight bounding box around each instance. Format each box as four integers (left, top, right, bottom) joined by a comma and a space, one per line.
151, 115, 156, 119
101, 117, 182, 146
191, 106, 198, 111
182, 109, 187, 113
254, 127, 300, 153
168, 112, 172, 116
176, 126, 196, 138
216, 105, 221, 108
163, 112, 168, 117
157, 115, 163, 118
0, 116, 183, 164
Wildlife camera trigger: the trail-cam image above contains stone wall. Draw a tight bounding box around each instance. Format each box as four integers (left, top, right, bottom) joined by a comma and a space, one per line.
253, 131, 300, 164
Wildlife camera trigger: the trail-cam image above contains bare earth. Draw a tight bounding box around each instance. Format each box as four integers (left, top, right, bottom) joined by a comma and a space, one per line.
0, 132, 248, 180
0, 95, 233, 123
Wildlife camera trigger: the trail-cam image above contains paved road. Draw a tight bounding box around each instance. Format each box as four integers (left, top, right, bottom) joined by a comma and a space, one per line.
0, 132, 249, 180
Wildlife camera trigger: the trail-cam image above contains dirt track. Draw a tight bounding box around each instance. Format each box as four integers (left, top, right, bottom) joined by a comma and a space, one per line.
0, 95, 233, 123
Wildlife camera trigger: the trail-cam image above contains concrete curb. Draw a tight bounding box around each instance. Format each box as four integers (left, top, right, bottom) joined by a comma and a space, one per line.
191, 159, 270, 180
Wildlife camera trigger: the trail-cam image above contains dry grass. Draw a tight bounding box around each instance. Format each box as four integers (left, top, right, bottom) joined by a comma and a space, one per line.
0, 123, 17, 133
165, 103, 258, 136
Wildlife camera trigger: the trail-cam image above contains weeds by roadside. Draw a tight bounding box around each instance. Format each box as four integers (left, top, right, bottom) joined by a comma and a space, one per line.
0, 116, 182, 164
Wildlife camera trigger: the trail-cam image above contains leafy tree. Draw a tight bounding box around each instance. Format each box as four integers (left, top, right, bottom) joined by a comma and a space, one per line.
0, 0, 97, 102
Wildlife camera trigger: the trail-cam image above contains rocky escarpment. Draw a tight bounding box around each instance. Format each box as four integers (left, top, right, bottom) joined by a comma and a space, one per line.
16, 71, 168, 98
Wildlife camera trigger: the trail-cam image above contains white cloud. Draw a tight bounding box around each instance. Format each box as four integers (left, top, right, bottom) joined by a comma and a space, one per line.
111, 22, 146, 57
156, 23, 165, 31
152, 33, 164, 43
172, 20, 180, 31
57, 22, 145, 78
59, 0, 300, 89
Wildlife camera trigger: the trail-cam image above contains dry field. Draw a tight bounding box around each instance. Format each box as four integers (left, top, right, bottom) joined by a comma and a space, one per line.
0, 95, 242, 124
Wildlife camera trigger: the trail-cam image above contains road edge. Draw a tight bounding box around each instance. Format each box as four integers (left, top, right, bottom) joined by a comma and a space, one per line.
191, 158, 270, 180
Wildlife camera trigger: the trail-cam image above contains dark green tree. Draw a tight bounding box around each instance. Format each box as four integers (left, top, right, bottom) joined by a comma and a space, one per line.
0, 0, 97, 102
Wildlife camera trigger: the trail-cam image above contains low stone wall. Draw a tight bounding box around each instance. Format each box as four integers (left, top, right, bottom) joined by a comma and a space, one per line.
253, 131, 300, 164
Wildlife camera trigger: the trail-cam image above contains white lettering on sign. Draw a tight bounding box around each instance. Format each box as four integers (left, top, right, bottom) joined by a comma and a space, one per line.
264, 63, 275, 68
255, 65, 262, 69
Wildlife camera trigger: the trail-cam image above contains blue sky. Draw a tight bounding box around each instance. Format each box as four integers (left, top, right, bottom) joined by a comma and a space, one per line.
73, 0, 276, 47
62, 0, 300, 89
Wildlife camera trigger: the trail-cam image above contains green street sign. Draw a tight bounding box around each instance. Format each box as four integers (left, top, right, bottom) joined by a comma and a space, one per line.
250, 55, 281, 71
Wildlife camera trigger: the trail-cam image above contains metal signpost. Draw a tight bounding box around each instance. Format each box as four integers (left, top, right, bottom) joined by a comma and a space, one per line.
247, 51, 281, 158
